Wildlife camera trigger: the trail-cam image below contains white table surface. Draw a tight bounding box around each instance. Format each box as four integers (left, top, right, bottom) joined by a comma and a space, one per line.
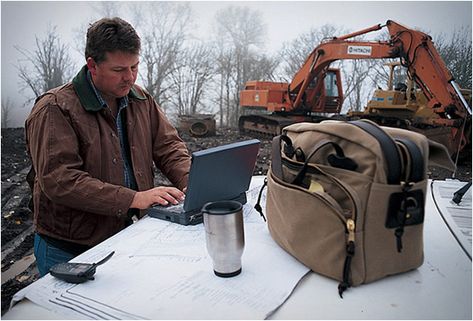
4, 178, 472, 320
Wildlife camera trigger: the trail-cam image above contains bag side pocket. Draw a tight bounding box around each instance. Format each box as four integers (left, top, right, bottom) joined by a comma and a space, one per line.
363, 180, 426, 283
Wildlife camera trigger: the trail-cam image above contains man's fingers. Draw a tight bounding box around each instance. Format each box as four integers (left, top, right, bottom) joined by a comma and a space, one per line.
161, 187, 185, 201
154, 187, 185, 205
159, 194, 178, 205
130, 186, 186, 209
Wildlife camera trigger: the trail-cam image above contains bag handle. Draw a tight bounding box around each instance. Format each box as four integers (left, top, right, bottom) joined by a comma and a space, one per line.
292, 140, 358, 186
292, 139, 341, 186
273, 134, 358, 184
271, 134, 361, 216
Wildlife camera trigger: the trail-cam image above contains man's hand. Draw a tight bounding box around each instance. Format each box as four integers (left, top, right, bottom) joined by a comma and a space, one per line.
130, 186, 186, 209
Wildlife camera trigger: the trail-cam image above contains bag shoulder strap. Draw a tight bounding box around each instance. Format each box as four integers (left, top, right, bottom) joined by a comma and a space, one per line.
350, 120, 402, 185
395, 138, 425, 183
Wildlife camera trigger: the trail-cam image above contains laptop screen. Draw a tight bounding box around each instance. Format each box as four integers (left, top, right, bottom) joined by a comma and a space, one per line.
183, 139, 260, 211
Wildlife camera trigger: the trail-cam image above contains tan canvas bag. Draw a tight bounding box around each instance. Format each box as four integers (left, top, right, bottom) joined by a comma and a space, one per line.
263, 120, 454, 297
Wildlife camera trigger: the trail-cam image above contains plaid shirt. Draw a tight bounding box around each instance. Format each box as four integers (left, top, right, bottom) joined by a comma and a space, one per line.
87, 71, 138, 191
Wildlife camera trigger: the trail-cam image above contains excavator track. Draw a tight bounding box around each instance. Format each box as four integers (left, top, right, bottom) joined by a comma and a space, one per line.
240, 112, 470, 160
239, 114, 332, 137
238, 115, 296, 137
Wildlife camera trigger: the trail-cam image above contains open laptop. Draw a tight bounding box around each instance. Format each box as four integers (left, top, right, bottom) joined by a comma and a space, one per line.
147, 139, 260, 225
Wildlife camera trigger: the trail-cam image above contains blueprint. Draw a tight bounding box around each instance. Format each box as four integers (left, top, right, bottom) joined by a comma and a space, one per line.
11, 176, 309, 319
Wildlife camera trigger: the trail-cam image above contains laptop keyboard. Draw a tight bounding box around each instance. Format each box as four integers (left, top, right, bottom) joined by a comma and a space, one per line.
161, 202, 184, 213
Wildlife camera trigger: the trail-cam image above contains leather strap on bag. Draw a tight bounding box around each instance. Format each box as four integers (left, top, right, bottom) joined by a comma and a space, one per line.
350, 120, 402, 185
396, 138, 424, 183
350, 120, 425, 252
391, 138, 425, 252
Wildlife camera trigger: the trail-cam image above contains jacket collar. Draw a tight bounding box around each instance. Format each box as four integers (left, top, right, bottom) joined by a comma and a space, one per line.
72, 65, 147, 112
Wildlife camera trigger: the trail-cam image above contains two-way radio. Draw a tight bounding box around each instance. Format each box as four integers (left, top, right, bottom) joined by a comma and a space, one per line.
49, 251, 115, 284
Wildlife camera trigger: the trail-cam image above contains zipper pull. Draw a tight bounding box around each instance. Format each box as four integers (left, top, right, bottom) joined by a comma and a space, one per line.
339, 218, 356, 298
346, 218, 355, 243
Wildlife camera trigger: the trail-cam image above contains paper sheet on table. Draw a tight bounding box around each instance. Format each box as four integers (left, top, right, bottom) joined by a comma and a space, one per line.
431, 180, 472, 258
12, 177, 310, 319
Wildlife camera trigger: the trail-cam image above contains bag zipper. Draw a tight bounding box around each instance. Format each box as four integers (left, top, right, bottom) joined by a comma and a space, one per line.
271, 169, 348, 225
282, 158, 357, 221
339, 217, 356, 298
281, 157, 358, 298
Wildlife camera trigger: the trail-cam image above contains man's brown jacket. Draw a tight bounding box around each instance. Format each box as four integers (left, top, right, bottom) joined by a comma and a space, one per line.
25, 66, 191, 247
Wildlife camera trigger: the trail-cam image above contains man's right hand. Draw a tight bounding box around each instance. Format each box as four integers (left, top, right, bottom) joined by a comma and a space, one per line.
130, 186, 185, 209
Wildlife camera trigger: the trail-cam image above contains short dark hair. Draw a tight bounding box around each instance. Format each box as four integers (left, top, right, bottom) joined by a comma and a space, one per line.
85, 17, 141, 63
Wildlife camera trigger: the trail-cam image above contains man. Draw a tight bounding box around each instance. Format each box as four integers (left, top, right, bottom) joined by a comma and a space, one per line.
26, 17, 191, 276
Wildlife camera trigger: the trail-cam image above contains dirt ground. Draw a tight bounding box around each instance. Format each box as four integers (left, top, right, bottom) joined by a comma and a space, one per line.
1, 126, 471, 315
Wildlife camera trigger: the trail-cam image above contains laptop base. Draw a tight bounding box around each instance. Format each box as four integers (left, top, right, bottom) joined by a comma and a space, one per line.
147, 193, 247, 226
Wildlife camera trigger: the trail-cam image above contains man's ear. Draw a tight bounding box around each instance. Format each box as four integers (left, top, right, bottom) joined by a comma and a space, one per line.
86, 57, 98, 75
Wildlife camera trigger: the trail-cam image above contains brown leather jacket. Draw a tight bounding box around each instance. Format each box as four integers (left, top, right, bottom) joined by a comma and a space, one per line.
25, 65, 191, 247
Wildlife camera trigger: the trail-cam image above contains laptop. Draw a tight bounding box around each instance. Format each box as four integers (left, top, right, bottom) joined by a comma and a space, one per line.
147, 139, 260, 225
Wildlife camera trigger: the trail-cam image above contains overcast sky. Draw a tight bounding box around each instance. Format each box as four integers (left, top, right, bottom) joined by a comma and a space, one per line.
1, 1, 471, 127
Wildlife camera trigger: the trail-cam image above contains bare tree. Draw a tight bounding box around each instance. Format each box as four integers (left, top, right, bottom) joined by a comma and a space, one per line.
213, 6, 272, 127
435, 26, 472, 89
134, 2, 192, 110
212, 46, 235, 127
91, 2, 121, 17
342, 58, 379, 112
169, 42, 215, 116
16, 25, 75, 102
279, 24, 346, 80
1, 97, 14, 128
247, 54, 281, 82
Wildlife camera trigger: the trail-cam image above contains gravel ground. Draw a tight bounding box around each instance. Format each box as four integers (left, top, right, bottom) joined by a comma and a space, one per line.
1, 126, 471, 315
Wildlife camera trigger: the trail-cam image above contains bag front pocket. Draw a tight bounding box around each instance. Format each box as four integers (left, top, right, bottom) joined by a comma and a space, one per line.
266, 170, 365, 285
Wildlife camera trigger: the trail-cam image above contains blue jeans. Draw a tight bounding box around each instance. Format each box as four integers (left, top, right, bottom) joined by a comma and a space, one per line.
34, 234, 76, 277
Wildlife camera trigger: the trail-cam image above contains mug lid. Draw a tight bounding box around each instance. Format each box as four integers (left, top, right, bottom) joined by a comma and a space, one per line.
201, 200, 242, 215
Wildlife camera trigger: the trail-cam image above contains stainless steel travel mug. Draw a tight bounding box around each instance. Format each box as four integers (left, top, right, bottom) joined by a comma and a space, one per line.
202, 200, 245, 277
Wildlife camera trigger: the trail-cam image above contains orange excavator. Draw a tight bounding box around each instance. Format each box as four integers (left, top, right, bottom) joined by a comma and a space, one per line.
239, 20, 471, 156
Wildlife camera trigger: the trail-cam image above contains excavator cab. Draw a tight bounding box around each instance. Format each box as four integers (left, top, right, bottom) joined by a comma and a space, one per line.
320, 69, 343, 113
239, 69, 343, 135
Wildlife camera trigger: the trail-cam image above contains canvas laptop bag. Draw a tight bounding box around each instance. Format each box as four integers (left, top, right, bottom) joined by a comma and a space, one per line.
262, 120, 455, 297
